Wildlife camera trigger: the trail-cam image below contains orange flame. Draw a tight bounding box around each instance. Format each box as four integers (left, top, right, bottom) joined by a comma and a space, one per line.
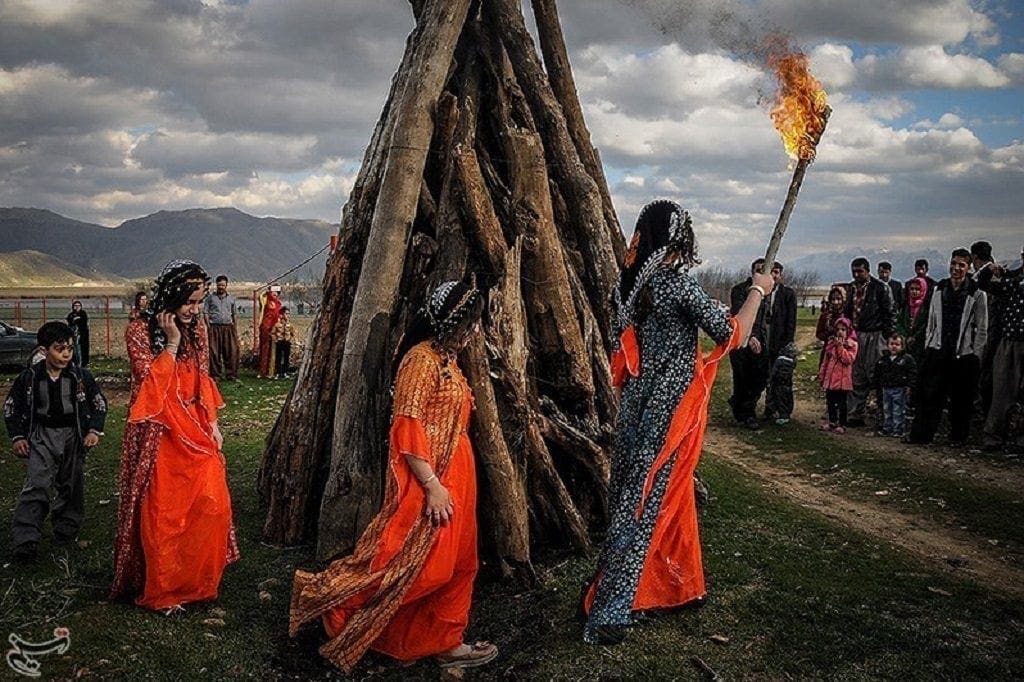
768, 50, 829, 161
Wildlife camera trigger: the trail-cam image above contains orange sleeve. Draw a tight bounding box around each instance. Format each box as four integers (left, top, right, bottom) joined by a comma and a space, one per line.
610, 349, 628, 388
128, 351, 175, 424
390, 415, 432, 464
125, 320, 154, 385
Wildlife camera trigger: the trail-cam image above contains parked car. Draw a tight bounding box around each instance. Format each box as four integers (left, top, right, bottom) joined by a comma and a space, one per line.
0, 321, 39, 370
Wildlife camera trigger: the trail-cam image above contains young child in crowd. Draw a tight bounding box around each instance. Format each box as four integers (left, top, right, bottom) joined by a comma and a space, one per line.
271, 306, 297, 379
818, 317, 858, 434
873, 334, 917, 437
765, 341, 799, 425
4, 322, 107, 560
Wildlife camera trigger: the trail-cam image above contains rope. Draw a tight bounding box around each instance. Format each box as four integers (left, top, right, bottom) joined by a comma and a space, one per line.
257, 242, 332, 291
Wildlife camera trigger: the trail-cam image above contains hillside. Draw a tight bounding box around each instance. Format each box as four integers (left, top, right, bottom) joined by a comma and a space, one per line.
0, 207, 337, 282
0, 250, 127, 287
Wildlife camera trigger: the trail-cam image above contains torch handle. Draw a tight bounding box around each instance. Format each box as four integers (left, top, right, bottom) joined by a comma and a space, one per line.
761, 106, 831, 274
761, 159, 810, 272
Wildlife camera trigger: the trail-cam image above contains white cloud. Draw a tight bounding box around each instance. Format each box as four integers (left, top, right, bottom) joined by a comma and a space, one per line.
810, 43, 1013, 92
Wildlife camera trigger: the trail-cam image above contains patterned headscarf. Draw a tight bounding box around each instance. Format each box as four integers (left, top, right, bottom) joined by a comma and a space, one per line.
613, 199, 697, 334
147, 260, 210, 355
392, 279, 482, 378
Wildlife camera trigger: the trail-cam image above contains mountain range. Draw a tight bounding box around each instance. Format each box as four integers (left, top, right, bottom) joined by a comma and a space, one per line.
0, 207, 337, 283
787, 248, 952, 285
0, 207, 983, 288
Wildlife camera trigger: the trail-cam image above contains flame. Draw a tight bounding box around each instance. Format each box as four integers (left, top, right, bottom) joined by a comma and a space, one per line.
768, 49, 829, 161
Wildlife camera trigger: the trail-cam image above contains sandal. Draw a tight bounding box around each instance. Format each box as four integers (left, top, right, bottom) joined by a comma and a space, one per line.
435, 641, 498, 669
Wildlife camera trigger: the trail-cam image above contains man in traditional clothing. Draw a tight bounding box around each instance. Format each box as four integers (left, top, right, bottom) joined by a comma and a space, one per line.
257, 287, 283, 378
205, 275, 240, 380
844, 257, 895, 426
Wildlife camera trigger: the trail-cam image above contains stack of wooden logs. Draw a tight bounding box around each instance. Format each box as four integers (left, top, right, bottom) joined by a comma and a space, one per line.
257, 0, 624, 584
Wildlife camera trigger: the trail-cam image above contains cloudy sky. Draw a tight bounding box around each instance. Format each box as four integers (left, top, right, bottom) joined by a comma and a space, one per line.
1, 0, 1021, 270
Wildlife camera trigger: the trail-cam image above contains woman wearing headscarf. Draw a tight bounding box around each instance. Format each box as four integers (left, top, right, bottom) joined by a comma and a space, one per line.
289, 280, 497, 672
110, 260, 239, 609
582, 200, 773, 644
898, 276, 930, 364
257, 288, 283, 377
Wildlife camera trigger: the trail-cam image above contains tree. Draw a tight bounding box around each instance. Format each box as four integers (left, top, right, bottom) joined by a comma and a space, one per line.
257, 0, 624, 584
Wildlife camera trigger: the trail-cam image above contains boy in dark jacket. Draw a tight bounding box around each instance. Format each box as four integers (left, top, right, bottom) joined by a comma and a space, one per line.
3, 322, 107, 560
873, 334, 917, 437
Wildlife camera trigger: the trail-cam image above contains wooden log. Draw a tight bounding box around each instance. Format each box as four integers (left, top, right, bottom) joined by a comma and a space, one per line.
485, 239, 592, 552
258, 0, 438, 544
530, 0, 625, 261
317, 0, 475, 561
487, 0, 620, 347
505, 128, 594, 410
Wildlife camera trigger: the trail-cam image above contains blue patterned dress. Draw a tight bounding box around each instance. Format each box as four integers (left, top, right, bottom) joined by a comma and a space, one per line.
585, 266, 733, 640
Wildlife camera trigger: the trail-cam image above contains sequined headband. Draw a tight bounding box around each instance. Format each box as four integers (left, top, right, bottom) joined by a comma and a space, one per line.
426, 281, 480, 337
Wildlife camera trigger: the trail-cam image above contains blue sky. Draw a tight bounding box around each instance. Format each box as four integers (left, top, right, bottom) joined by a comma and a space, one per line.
0, 0, 1021, 270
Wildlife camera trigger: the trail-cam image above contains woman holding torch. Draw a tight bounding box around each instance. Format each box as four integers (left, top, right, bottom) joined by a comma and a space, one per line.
582, 200, 774, 644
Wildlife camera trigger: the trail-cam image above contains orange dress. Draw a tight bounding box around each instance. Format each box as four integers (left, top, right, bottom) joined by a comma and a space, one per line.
290, 342, 478, 672
119, 324, 238, 609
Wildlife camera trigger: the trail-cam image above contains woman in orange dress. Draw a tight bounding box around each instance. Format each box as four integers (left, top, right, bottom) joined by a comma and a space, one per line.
289, 280, 497, 672
110, 260, 239, 609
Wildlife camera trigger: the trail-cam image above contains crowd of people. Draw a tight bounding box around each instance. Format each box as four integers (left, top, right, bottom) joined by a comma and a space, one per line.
746, 240, 1023, 453
3, 209, 1022, 673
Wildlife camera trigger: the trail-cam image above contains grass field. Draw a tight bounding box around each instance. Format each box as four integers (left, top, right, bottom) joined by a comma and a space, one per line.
1, 333, 1022, 679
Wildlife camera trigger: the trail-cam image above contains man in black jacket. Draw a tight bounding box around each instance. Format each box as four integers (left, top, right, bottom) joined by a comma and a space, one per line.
762, 262, 798, 420
3, 322, 107, 560
845, 257, 896, 425
729, 259, 769, 427
878, 261, 903, 315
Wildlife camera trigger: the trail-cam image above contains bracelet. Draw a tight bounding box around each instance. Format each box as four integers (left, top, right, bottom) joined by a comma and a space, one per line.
748, 284, 767, 298
420, 473, 438, 488
164, 343, 179, 354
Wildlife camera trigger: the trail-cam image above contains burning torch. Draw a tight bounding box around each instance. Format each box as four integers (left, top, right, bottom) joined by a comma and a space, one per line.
762, 50, 831, 271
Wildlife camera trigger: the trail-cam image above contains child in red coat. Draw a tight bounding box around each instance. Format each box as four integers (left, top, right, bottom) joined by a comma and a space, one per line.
818, 317, 859, 433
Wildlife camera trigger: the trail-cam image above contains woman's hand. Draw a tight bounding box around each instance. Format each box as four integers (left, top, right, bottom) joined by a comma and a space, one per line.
424, 479, 454, 527
157, 311, 181, 347
751, 271, 775, 297
211, 421, 224, 451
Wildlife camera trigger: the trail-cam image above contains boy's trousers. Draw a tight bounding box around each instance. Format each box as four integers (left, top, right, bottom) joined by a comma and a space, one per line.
12, 425, 85, 548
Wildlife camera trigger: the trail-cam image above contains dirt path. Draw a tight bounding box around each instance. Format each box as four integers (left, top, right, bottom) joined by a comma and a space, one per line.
787, 396, 1024, 493
705, 427, 1024, 598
